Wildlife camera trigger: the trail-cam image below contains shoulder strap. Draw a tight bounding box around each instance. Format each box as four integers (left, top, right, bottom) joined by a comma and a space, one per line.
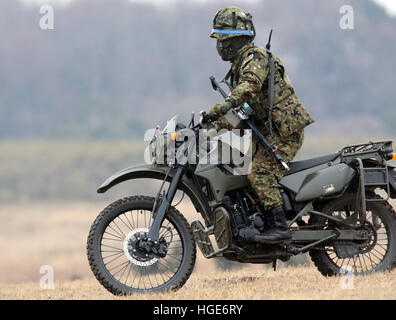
223, 67, 234, 92
266, 30, 275, 139
225, 67, 232, 81
267, 51, 275, 139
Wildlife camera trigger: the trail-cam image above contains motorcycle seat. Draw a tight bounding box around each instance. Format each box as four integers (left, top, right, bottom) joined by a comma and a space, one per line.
284, 152, 340, 176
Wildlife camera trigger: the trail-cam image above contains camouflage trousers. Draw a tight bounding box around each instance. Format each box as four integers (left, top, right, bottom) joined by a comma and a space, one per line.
248, 129, 304, 210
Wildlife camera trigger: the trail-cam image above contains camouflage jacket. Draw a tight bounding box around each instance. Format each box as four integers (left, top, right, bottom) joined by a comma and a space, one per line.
227, 43, 314, 139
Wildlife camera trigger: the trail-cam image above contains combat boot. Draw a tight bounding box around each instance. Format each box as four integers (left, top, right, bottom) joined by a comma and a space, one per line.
254, 206, 291, 243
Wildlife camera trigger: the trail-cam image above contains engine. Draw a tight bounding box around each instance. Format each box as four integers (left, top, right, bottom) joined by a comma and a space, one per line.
222, 192, 265, 242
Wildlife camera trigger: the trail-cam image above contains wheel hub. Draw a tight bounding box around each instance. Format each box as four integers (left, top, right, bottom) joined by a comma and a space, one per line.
333, 223, 377, 258
357, 223, 377, 254
123, 228, 159, 266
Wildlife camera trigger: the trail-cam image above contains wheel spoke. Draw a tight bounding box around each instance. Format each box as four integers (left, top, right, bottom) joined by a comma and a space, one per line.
118, 214, 134, 232
102, 237, 123, 242
117, 261, 131, 281
103, 252, 125, 264
367, 251, 375, 269
104, 230, 124, 240
362, 254, 369, 272
157, 259, 178, 275
124, 263, 133, 286
108, 260, 130, 273
103, 251, 124, 259
112, 219, 126, 238
107, 224, 125, 240
101, 244, 124, 251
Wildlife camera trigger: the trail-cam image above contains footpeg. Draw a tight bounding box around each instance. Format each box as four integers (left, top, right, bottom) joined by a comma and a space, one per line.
191, 220, 215, 258
213, 206, 232, 250
191, 207, 232, 259
285, 244, 300, 254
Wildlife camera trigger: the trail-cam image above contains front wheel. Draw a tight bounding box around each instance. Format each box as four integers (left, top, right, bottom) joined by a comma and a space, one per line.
87, 196, 196, 295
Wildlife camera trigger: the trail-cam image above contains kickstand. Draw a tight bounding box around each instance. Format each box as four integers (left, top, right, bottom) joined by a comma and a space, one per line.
272, 259, 277, 271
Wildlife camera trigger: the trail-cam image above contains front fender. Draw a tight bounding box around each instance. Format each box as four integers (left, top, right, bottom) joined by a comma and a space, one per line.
97, 164, 211, 223
98, 164, 171, 194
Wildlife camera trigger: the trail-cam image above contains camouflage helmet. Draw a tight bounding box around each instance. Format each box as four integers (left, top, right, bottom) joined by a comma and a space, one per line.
210, 7, 255, 41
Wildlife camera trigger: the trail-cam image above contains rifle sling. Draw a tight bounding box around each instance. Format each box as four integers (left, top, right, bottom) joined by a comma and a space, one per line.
267, 50, 275, 139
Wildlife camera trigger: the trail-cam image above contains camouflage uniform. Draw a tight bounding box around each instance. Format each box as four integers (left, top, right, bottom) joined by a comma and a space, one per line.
212, 42, 314, 209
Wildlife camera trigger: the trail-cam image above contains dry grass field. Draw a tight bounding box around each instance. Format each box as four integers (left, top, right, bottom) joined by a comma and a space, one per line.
0, 200, 216, 284
2, 266, 396, 300
1, 137, 396, 299
1, 200, 396, 300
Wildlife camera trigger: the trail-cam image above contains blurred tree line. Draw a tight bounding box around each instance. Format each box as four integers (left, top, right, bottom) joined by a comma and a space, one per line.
0, 0, 395, 139
0, 0, 395, 202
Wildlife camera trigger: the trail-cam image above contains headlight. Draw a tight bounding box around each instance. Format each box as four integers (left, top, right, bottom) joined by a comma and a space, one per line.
170, 132, 178, 141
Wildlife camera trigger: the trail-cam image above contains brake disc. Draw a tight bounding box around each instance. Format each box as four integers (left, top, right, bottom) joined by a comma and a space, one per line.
122, 228, 159, 266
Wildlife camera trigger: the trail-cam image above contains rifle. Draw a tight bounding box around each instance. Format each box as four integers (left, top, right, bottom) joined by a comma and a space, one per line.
208, 75, 290, 172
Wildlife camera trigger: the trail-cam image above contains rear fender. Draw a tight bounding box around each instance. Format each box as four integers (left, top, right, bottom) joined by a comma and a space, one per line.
97, 164, 211, 224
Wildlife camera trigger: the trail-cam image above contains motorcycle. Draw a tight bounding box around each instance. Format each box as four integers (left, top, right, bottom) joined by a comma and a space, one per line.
87, 86, 396, 296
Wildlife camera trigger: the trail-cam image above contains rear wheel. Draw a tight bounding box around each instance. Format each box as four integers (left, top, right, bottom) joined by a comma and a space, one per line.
87, 196, 196, 295
309, 193, 396, 276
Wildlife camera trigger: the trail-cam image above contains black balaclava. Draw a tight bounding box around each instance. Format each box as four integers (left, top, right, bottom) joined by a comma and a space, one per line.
216, 36, 252, 62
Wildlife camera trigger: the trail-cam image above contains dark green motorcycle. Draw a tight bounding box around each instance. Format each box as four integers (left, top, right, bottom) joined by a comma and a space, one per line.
87, 111, 396, 295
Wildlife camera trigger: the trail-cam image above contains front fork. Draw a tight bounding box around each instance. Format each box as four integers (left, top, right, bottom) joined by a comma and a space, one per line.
147, 165, 185, 241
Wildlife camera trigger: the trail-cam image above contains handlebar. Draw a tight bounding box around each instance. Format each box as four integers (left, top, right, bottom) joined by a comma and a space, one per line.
200, 111, 218, 124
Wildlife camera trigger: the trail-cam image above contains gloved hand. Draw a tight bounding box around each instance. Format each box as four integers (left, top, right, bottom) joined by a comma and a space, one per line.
208, 100, 232, 117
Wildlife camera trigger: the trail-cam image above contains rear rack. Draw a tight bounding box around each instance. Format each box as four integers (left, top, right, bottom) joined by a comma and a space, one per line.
340, 140, 393, 163
339, 141, 393, 224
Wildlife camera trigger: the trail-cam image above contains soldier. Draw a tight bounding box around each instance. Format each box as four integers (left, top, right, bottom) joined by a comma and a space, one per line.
209, 7, 315, 243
